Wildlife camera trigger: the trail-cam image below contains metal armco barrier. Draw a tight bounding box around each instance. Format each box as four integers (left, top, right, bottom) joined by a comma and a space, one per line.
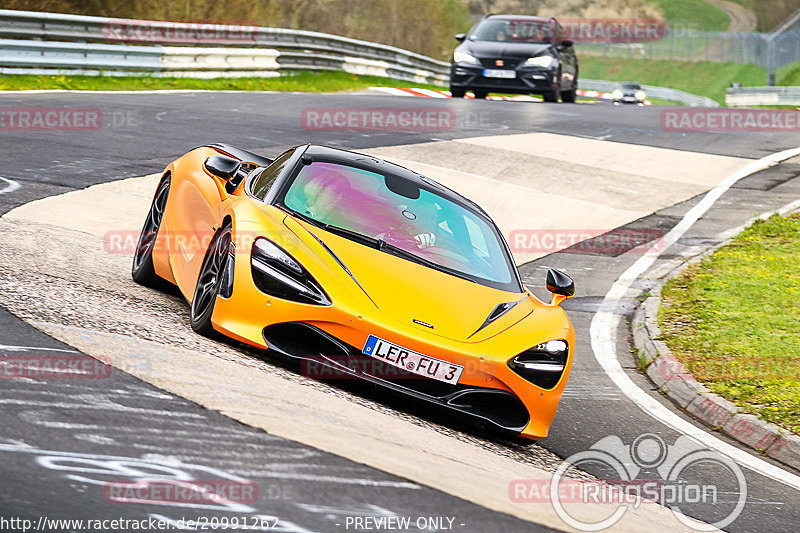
726, 86, 800, 106
0, 9, 450, 83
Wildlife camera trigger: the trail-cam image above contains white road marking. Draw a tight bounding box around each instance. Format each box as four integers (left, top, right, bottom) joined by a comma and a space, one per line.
590, 146, 800, 490
0, 399, 204, 418
0, 344, 78, 353
0, 177, 21, 195
226, 470, 421, 488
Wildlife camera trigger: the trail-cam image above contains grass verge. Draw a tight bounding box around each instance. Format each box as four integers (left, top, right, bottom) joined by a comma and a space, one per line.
0, 71, 445, 92
579, 56, 769, 103
659, 212, 800, 434
645, 0, 732, 31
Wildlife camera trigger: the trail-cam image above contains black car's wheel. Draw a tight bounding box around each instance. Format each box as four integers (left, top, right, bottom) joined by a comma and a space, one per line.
542, 85, 561, 103
190, 223, 232, 337
450, 87, 466, 98
562, 78, 578, 103
473, 90, 488, 99
132, 175, 170, 288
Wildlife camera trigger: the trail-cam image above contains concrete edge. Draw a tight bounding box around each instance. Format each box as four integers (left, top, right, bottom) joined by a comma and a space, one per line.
631, 205, 800, 472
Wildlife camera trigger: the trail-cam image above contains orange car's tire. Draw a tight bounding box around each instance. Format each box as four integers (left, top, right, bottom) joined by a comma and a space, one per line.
190, 223, 232, 338
132, 175, 170, 288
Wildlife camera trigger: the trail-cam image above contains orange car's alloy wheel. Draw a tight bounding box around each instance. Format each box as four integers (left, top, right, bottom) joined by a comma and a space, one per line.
190, 223, 233, 337
132, 176, 170, 288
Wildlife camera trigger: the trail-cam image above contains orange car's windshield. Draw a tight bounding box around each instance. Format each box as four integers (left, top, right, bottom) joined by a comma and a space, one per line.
282, 161, 518, 290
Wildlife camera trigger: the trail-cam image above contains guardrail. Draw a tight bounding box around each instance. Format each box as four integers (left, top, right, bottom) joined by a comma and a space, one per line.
0, 9, 450, 83
726, 86, 800, 106
580, 79, 720, 108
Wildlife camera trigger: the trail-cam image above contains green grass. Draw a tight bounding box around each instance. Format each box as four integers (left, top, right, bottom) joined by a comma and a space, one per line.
779, 60, 800, 86
660, 213, 800, 434
645, 0, 732, 32
0, 71, 445, 92
580, 56, 769, 103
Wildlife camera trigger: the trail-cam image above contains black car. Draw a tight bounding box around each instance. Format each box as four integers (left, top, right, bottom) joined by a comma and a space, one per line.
450, 14, 578, 102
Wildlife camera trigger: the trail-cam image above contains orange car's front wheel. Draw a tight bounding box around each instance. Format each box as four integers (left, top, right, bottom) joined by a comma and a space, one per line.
190, 223, 233, 338
132, 175, 170, 288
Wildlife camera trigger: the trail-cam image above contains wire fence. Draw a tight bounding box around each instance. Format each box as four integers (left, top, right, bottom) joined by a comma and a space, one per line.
577, 27, 800, 73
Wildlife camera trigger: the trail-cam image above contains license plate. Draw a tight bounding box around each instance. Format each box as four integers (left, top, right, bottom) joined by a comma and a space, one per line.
483, 69, 516, 79
362, 335, 463, 385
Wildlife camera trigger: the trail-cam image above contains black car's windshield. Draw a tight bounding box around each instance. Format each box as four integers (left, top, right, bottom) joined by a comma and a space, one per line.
280, 161, 520, 292
469, 18, 554, 44
621, 83, 641, 90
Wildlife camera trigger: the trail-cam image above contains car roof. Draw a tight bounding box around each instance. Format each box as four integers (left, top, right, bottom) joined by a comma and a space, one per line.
300, 144, 489, 217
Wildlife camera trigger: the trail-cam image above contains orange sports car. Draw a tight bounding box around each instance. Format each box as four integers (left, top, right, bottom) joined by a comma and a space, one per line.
132, 143, 576, 439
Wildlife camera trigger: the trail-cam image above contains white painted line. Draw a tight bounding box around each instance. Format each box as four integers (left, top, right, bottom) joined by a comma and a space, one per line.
225, 470, 421, 488
591, 145, 800, 491
0, 344, 78, 353
0, 177, 20, 195
367, 87, 416, 97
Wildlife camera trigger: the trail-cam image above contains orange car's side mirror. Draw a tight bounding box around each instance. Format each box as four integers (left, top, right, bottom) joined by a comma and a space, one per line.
204, 155, 241, 182
547, 269, 574, 306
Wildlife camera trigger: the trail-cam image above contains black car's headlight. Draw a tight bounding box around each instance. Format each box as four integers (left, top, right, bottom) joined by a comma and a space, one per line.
453, 51, 480, 65
525, 55, 557, 69
251, 238, 331, 306
508, 340, 569, 389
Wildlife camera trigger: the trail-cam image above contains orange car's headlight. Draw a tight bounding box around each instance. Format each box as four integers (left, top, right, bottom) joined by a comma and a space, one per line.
251, 238, 331, 306
508, 340, 569, 390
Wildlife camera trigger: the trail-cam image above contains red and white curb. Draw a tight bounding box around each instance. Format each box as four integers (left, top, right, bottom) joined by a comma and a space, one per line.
369, 86, 651, 105
369, 87, 540, 101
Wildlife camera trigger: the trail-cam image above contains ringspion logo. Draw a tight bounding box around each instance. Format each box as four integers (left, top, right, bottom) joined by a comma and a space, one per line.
512, 433, 746, 531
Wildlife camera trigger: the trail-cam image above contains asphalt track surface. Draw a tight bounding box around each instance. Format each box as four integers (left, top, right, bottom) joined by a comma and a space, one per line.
1, 91, 800, 532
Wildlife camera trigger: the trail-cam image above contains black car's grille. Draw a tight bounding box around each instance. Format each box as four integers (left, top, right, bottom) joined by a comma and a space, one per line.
479, 57, 522, 69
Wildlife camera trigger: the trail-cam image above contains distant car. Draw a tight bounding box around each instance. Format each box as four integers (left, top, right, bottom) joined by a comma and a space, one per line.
132, 143, 577, 440
612, 82, 647, 105
449, 14, 579, 103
